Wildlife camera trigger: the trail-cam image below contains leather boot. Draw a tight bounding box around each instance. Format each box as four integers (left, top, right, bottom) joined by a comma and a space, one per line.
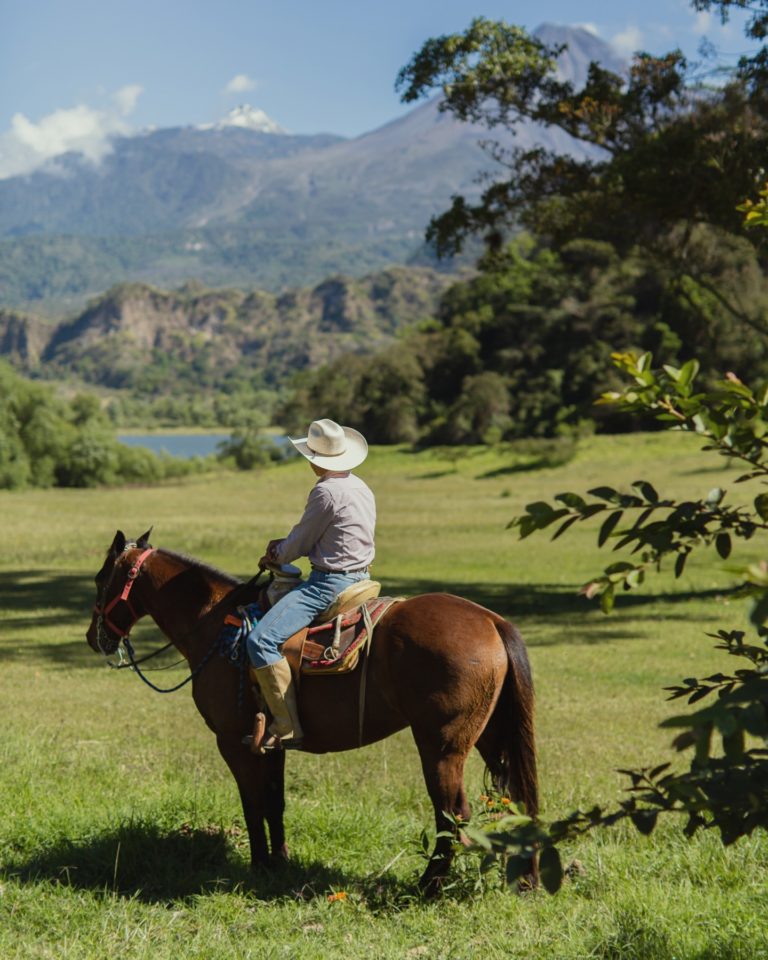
250, 658, 304, 749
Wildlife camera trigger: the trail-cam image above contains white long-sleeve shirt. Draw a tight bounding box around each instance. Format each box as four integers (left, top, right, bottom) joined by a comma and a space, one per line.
274, 471, 376, 572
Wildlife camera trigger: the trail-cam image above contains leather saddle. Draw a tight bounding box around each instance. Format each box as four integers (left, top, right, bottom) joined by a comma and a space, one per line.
280, 577, 402, 677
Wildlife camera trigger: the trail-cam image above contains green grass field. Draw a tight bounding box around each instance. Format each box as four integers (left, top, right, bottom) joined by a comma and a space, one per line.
1, 433, 766, 959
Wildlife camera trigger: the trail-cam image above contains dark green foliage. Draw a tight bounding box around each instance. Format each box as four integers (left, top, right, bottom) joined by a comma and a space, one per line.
396, 16, 768, 267
283, 229, 768, 442
216, 413, 293, 471
0, 361, 211, 489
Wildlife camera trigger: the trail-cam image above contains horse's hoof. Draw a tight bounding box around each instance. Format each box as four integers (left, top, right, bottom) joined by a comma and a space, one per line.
418, 871, 445, 900
270, 845, 290, 865
274, 842, 289, 859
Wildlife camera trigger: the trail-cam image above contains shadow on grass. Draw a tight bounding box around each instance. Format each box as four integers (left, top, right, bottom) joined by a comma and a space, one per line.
1, 820, 360, 905
3, 818, 488, 911
475, 458, 564, 478
0, 567, 728, 665
0, 569, 98, 666
410, 469, 457, 480
379, 577, 727, 646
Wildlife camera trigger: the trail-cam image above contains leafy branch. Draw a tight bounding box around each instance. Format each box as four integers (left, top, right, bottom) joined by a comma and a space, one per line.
509, 352, 768, 611
468, 349, 768, 891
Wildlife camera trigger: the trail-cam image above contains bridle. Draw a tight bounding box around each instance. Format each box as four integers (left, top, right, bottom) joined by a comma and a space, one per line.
93, 541, 253, 697
94, 545, 155, 654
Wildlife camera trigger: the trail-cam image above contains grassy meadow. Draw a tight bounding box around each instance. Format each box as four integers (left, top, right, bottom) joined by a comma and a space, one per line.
1, 432, 767, 959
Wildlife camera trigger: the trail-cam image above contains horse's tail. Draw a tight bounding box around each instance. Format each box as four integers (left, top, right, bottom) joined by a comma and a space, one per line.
486, 619, 538, 819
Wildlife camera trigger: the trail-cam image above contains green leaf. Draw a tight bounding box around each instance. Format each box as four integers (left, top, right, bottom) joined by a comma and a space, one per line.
674, 552, 688, 579
715, 533, 732, 559
678, 359, 700, 389
597, 510, 623, 547
754, 493, 768, 520
599, 585, 615, 614
631, 480, 659, 503
539, 845, 563, 894
551, 515, 579, 541
525, 501, 557, 520
555, 492, 587, 511
587, 486, 619, 501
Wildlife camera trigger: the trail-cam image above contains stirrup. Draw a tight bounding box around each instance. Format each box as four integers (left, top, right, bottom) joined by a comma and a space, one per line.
241, 732, 304, 752
242, 711, 303, 753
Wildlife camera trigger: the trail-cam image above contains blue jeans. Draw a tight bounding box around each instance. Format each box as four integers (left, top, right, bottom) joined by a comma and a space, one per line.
246, 569, 369, 668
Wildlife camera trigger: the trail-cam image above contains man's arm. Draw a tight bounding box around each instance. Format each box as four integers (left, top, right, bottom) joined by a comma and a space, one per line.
269, 485, 333, 564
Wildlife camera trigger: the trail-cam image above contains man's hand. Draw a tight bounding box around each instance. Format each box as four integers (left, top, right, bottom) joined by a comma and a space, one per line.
259, 540, 283, 568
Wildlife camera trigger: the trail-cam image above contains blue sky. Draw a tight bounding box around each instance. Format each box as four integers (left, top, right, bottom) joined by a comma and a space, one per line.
0, 0, 753, 178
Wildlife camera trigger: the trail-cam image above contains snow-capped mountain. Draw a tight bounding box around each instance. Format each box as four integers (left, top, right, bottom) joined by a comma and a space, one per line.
200, 104, 286, 134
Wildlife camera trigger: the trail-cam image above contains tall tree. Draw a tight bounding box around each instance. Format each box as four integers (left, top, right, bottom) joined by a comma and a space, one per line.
396, 12, 768, 336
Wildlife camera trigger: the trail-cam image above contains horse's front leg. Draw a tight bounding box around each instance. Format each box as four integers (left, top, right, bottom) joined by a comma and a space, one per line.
263, 749, 287, 860
216, 733, 272, 869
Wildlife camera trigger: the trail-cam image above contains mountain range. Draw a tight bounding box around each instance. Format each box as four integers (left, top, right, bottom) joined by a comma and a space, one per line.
0, 25, 622, 313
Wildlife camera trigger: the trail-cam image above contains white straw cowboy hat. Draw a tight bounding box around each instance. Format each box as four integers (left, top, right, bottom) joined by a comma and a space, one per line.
290, 418, 368, 471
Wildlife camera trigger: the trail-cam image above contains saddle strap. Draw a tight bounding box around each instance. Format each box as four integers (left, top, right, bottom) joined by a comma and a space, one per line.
282, 629, 308, 683
358, 601, 374, 747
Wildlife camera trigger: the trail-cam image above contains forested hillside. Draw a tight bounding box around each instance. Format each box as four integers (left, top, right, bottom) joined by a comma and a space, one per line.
0, 266, 454, 425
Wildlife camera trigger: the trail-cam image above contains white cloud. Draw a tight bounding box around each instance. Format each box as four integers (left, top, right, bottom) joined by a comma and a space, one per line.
692, 11, 713, 36
114, 84, 143, 116
225, 73, 256, 95
0, 85, 142, 180
612, 25, 644, 56
577, 23, 600, 37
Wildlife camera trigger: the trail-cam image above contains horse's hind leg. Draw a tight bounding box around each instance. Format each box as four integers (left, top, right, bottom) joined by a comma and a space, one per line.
412, 726, 472, 898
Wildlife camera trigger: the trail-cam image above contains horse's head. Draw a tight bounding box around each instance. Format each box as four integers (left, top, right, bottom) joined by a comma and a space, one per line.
86, 528, 154, 655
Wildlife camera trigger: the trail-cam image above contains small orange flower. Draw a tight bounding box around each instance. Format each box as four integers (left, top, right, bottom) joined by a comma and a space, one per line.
500, 797, 512, 806
327, 891, 348, 903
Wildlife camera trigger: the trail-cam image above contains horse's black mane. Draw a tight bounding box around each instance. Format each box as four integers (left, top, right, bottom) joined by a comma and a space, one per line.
158, 547, 243, 587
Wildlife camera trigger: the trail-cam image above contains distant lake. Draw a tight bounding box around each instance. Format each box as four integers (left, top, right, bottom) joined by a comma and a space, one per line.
117, 434, 230, 458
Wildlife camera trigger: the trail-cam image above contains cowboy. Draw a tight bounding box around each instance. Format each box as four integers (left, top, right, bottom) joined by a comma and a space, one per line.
246, 418, 376, 750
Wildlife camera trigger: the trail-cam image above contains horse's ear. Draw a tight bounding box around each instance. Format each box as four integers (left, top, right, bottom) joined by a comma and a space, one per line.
137, 526, 153, 548
110, 530, 126, 555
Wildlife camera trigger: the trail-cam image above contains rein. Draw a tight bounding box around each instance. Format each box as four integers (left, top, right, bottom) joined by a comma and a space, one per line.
120, 633, 221, 695
99, 556, 265, 698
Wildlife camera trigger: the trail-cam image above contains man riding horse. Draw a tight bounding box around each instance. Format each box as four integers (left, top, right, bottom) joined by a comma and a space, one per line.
245, 418, 376, 751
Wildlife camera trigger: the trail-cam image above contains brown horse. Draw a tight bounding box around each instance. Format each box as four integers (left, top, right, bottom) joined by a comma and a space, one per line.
85, 529, 538, 895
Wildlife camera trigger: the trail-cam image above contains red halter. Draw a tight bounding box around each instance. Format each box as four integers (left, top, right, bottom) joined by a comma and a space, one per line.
95, 547, 155, 641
